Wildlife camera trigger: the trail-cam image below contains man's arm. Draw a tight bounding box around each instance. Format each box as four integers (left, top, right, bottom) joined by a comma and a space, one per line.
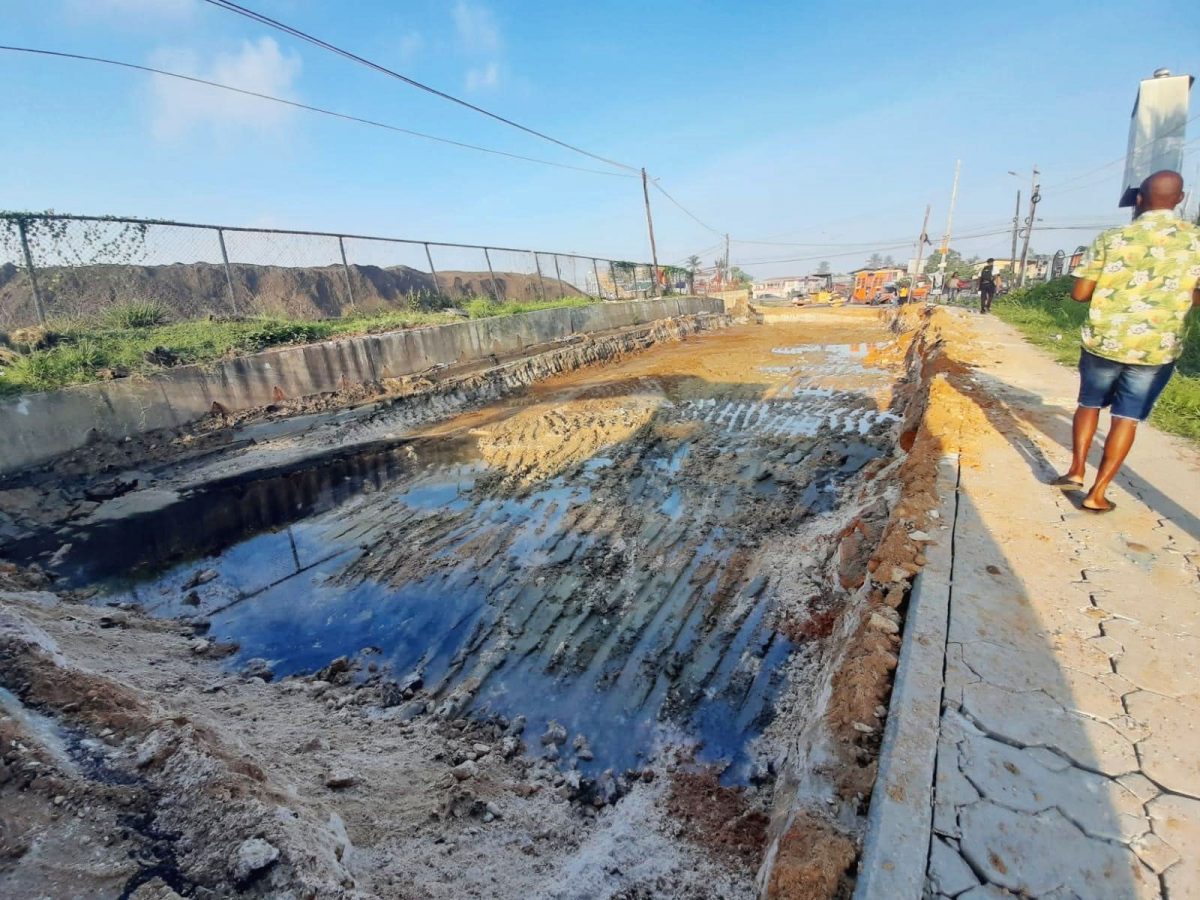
1070, 233, 1106, 302
1072, 278, 1097, 303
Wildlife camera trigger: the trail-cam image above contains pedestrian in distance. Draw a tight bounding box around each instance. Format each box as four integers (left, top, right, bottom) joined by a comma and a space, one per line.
978, 258, 997, 313
1053, 170, 1200, 512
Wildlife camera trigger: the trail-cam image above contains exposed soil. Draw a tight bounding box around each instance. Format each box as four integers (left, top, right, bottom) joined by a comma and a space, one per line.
0, 262, 582, 327
0, 307, 949, 898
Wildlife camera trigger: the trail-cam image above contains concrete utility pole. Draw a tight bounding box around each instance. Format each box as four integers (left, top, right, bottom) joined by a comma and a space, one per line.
936, 160, 962, 294
1018, 166, 1041, 287
725, 233, 731, 284
641, 168, 661, 297
1009, 189, 1021, 279
913, 204, 931, 302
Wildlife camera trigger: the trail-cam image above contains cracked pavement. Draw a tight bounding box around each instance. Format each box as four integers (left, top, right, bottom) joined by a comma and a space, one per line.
924, 311, 1200, 899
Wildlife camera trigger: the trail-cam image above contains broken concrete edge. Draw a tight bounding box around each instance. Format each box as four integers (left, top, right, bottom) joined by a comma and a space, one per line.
0, 296, 725, 477
853, 454, 959, 900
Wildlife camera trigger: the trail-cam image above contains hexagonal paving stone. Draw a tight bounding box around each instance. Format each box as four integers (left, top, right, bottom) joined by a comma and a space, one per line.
958, 802, 1158, 899
1149, 792, 1200, 899
1105, 619, 1200, 707
960, 681, 1138, 776
1127, 691, 1200, 797
958, 729, 1148, 843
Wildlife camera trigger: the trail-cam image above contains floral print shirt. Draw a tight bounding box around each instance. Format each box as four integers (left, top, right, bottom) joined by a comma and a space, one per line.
1071, 209, 1200, 365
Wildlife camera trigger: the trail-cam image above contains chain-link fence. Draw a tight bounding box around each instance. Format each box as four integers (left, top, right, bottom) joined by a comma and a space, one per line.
0, 213, 673, 329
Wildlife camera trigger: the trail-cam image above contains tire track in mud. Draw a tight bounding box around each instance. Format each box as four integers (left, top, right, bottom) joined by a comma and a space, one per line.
186, 339, 905, 783
62, 326, 906, 790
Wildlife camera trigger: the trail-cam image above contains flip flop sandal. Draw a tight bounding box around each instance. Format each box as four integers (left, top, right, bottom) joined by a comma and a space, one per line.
1081, 500, 1117, 514
1051, 476, 1085, 491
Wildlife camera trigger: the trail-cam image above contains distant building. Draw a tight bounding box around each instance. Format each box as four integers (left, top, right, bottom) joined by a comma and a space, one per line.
753, 274, 838, 298
752, 275, 806, 297
970, 257, 1050, 282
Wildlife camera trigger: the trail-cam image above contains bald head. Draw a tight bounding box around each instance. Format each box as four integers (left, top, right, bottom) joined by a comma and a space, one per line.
1137, 170, 1185, 212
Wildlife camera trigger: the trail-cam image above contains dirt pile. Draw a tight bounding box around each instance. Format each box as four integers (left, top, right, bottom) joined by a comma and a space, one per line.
0, 262, 582, 327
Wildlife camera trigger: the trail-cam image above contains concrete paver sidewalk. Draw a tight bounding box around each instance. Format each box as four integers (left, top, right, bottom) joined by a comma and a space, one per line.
924, 310, 1200, 899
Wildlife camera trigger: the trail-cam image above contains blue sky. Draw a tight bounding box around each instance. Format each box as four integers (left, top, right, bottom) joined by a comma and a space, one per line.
2, 0, 1199, 277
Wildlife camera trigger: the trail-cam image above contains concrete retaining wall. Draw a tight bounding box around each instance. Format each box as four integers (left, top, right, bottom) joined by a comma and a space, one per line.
0, 297, 723, 476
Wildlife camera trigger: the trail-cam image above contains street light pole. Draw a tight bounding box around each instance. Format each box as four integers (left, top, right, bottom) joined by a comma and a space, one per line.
936, 160, 962, 296
1018, 166, 1040, 287
1010, 189, 1021, 280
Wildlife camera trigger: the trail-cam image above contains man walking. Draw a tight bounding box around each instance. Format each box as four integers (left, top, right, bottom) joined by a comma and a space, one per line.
1054, 170, 1200, 511
978, 258, 997, 313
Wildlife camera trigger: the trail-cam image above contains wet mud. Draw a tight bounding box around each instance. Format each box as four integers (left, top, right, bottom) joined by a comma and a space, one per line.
1, 312, 920, 899
31, 323, 901, 785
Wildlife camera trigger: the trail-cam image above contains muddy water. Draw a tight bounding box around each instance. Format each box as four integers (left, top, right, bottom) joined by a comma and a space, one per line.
69, 321, 902, 784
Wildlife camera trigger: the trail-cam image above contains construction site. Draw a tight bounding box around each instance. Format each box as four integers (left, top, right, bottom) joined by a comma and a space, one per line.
0, 293, 932, 896
2, 6, 1199, 899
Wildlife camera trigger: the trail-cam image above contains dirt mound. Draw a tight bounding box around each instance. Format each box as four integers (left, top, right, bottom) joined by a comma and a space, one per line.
0, 262, 582, 327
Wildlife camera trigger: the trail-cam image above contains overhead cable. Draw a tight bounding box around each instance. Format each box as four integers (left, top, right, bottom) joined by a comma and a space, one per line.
200, 0, 639, 173
0, 45, 634, 178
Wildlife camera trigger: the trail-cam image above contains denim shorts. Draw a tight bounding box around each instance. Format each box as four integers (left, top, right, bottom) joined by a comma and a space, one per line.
1078, 348, 1175, 421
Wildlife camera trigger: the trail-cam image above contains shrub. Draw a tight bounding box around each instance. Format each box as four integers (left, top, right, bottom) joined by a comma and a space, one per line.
104, 301, 170, 329
4, 339, 106, 391
236, 319, 334, 352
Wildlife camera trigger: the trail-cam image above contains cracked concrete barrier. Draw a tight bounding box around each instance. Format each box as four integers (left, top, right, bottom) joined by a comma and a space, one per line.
0, 297, 724, 476
853, 455, 958, 899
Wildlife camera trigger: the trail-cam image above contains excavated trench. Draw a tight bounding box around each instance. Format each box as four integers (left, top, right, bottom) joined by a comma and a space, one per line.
36, 320, 899, 780
1, 310, 920, 898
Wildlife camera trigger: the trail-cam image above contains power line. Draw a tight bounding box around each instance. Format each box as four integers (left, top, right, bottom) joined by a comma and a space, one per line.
0, 45, 634, 179
649, 181, 723, 236
200, 0, 639, 173
732, 222, 1121, 267
1041, 113, 1200, 190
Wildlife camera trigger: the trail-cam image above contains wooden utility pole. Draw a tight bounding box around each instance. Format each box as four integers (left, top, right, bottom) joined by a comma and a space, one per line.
641, 168, 660, 297
1018, 167, 1040, 287
913, 204, 931, 302
936, 160, 962, 294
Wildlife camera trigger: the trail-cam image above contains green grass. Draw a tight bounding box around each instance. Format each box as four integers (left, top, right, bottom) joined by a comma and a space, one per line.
0, 295, 598, 395
992, 277, 1200, 441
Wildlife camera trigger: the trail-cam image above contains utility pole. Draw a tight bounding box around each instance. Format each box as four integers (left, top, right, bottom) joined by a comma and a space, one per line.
1009, 189, 1021, 279
913, 204, 931, 302
725, 233, 731, 285
936, 160, 962, 296
1018, 166, 1041, 287
641, 168, 661, 297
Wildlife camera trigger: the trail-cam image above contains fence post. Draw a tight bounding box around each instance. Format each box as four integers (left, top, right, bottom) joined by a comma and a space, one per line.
337, 235, 356, 311
552, 256, 566, 299
533, 253, 548, 302
16, 217, 47, 326
424, 242, 440, 300
610, 261, 620, 300
592, 259, 603, 301
483, 248, 499, 301
217, 228, 239, 316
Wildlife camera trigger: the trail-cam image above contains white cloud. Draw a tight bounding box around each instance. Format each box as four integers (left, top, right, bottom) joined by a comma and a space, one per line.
67, 0, 196, 19
148, 37, 302, 141
397, 30, 423, 61
452, 1, 501, 54
465, 62, 500, 91
452, 1, 504, 90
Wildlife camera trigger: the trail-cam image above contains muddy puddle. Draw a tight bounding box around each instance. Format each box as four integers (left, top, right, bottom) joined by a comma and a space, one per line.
19, 327, 903, 788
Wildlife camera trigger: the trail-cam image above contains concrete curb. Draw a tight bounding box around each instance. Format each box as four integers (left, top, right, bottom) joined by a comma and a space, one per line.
854, 454, 959, 899
0, 297, 723, 475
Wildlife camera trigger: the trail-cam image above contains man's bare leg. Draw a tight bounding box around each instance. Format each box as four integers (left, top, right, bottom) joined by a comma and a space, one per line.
1082, 416, 1138, 510
1063, 406, 1100, 484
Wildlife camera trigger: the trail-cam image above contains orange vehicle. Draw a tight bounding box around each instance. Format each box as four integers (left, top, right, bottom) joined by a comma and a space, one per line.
851, 267, 907, 303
